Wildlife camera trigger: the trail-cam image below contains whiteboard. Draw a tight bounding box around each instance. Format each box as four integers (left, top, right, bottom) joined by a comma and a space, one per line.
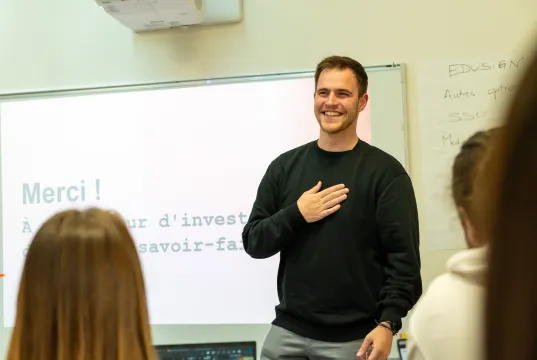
418, 55, 529, 250
0, 64, 409, 170
0, 64, 408, 337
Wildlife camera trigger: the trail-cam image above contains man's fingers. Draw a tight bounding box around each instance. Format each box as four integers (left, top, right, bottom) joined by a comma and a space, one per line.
357, 338, 372, 358
319, 204, 341, 219
364, 347, 381, 360
322, 194, 348, 210
322, 188, 349, 202
321, 188, 349, 206
318, 183, 346, 196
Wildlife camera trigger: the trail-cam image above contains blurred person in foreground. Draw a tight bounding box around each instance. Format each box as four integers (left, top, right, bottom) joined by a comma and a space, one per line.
6, 208, 157, 360
406, 127, 499, 360
476, 46, 537, 360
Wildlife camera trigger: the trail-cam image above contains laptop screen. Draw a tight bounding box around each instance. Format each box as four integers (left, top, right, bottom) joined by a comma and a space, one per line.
155, 341, 256, 360
397, 339, 407, 360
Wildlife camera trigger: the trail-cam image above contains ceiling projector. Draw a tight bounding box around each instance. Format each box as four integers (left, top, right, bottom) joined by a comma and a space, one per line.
95, 0, 243, 32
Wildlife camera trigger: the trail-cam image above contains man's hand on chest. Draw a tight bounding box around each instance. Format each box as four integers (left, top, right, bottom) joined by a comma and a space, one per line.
297, 181, 349, 223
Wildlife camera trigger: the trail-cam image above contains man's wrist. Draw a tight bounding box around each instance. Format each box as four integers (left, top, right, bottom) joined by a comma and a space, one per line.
377, 322, 394, 335
381, 321, 392, 330
376, 319, 399, 335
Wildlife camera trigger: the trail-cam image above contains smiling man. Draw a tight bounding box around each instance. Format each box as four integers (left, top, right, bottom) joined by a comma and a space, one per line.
242, 56, 422, 360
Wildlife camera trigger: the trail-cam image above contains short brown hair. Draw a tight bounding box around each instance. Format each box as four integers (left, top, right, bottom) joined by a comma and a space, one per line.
451, 127, 500, 218
314, 55, 369, 97
7, 208, 157, 360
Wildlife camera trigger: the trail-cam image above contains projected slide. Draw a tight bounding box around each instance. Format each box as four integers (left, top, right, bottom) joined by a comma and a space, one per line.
1, 76, 371, 327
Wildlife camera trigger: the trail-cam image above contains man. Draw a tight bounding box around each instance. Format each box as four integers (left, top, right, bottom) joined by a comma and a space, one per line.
242, 55, 422, 360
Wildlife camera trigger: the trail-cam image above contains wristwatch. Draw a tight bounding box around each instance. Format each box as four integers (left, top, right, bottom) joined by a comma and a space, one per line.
377, 320, 400, 336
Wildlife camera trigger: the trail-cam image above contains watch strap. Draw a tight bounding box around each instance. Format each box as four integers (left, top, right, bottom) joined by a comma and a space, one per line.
376, 320, 398, 336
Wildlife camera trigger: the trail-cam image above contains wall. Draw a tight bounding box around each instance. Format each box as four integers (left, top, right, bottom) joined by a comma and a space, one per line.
1, 0, 537, 357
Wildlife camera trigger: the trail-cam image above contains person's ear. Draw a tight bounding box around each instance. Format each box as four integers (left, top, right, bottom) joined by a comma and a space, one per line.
358, 94, 369, 112
458, 206, 479, 248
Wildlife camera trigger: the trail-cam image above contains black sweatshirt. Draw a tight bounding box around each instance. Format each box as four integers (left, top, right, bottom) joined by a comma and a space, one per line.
242, 140, 422, 342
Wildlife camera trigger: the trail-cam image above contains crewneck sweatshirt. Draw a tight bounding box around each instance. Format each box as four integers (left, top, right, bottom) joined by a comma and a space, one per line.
242, 140, 422, 342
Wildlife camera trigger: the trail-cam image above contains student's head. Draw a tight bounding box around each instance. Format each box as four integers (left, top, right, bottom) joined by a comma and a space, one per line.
7, 208, 156, 360
478, 48, 537, 360
451, 128, 499, 248
313, 56, 369, 135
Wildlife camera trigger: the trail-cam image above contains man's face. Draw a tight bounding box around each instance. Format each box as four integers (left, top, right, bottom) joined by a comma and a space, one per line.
314, 67, 368, 134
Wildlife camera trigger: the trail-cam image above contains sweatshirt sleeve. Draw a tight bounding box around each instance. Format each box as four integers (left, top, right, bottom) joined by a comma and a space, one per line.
242, 160, 307, 259
376, 173, 422, 324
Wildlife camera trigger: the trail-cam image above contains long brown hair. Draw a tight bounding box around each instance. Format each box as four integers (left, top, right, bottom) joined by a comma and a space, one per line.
7, 208, 157, 360
476, 47, 537, 359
